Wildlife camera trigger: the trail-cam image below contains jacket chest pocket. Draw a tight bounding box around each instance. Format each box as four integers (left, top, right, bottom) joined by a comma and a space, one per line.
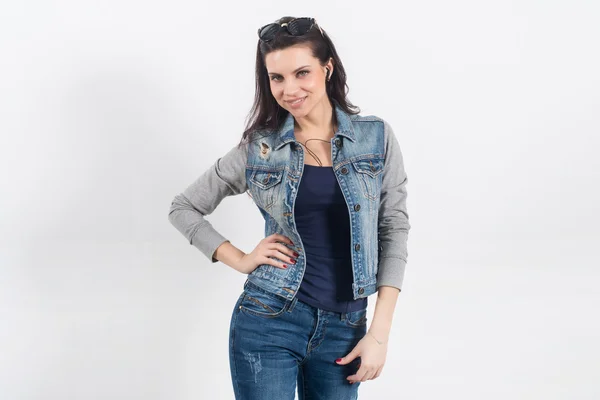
249, 168, 284, 209
351, 157, 384, 200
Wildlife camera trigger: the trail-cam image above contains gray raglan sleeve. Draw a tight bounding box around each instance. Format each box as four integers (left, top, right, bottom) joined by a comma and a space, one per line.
168, 142, 249, 263
377, 119, 411, 292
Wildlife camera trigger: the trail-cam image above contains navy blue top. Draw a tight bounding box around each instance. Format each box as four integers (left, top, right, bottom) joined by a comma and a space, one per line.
294, 164, 368, 313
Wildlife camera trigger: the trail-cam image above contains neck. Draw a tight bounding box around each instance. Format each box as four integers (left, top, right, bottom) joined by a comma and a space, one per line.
293, 98, 336, 139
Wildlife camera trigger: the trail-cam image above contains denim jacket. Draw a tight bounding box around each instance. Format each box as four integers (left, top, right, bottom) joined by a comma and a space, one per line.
168, 101, 410, 300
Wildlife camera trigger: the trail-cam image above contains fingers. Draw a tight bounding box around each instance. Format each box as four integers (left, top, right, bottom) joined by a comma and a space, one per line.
372, 365, 383, 379
260, 249, 297, 269
266, 248, 296, 266
347, 366, 371, 383
347, 362, 381, 383
335, 348, 359, 365
271, 243, 299, 261
258, 241, 298, 270
260, 254, 289, 269
267, 233, 294, 246
362, 367, 377, 382
260, 235, 298, 270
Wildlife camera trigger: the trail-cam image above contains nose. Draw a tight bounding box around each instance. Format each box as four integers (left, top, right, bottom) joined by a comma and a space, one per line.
283, 80, 300, 97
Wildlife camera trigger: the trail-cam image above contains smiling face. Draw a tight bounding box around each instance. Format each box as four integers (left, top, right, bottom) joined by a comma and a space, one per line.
264, 44, 333, 117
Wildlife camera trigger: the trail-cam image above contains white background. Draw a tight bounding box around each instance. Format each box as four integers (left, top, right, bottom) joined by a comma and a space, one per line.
1, 1, 598, 399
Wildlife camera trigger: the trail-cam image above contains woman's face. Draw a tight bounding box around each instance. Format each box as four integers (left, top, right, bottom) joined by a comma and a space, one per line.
264, 45, 333, 117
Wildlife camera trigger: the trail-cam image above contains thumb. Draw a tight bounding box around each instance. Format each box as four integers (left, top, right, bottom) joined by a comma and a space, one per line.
336, 347, 360, 365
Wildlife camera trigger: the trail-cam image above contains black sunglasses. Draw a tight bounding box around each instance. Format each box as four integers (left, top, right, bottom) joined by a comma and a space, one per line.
257, 17, 323, 42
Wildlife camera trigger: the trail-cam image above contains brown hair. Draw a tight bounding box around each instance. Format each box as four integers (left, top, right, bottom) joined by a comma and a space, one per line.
239, 16, 360, 145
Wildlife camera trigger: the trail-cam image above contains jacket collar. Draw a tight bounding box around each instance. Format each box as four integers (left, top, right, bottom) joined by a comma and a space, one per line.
273, 99, 356, 150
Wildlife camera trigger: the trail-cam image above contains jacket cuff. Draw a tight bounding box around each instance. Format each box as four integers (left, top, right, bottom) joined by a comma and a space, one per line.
376, 257, 407, 292
189, 221, 229, 263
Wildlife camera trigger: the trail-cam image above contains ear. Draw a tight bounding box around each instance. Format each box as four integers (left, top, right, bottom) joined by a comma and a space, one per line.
325, 59, 334, 80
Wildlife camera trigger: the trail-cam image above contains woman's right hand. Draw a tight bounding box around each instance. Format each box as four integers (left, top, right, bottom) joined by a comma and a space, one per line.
234, 234, 299, 275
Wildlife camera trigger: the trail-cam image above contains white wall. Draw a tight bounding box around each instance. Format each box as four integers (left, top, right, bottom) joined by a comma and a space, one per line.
1, 1, 598, 399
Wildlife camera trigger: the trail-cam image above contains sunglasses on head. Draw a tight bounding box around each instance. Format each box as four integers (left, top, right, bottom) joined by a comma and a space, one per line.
257, 17, 324, 42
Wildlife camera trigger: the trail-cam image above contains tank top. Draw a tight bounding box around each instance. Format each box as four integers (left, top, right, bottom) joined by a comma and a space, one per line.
294, 164, 368, 313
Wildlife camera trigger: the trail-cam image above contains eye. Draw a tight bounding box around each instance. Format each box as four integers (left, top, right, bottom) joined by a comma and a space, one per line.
269, 70, 309, 82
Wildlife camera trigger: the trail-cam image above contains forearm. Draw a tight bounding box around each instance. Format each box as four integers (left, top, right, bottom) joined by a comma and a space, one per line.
377, 118, 410, 291
368, 286, 400, 343
168, 193, 230, 261
168, 142, 249, 263
213, 241, 246, 272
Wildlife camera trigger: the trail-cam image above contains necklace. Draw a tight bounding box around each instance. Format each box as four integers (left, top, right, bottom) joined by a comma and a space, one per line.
296, 127, 335, 167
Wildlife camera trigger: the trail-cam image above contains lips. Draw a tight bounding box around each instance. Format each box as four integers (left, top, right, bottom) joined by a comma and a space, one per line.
286, 96, 307, 104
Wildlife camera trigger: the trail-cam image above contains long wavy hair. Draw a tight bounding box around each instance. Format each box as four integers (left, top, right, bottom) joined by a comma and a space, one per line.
239, 16, 360, 146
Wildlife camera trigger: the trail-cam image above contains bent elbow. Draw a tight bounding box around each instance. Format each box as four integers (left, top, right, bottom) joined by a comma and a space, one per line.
168, 193, 194, 223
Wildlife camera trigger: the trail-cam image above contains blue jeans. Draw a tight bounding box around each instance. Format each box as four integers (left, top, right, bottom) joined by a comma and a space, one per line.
229, 280, 368, 399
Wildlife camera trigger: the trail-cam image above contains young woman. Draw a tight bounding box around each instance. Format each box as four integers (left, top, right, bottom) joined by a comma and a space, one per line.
168, 16, 410, 400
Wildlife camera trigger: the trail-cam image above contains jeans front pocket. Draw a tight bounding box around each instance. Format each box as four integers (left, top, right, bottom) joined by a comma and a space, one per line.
239, 282, 290, 318
344, 307, 368, 328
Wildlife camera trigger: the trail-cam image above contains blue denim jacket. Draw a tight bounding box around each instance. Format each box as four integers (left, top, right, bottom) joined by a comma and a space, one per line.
168, 101, 410, 300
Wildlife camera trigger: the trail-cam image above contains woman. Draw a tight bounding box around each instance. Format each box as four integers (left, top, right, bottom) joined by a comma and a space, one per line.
168, 16, 410, 399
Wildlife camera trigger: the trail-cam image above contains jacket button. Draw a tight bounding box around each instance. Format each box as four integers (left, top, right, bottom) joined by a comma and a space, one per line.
334, 138, 342, 147
341, 167, 348, 174
354, 204, 360, 211
262, 177, 269, 184
354, 243, 361, 251
370, 165, 376, 172
358, 287, 365, 294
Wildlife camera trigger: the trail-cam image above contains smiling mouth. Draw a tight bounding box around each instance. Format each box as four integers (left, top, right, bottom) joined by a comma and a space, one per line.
286, 96, 307, 105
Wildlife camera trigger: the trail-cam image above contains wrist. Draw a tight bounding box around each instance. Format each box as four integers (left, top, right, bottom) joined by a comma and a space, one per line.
366, 330, 387, 345
233, 252, 248, 272
367, 326, 390, 342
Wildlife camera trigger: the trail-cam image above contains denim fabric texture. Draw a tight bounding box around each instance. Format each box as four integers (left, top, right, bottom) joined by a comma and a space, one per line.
229, 280, 366, 399
168, 100, 410, 299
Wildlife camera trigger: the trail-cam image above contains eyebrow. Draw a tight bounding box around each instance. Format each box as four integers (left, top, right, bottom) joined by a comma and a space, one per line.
268, 65, 311, 76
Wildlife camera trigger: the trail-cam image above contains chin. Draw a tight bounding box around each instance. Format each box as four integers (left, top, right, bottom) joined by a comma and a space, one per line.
289, 102, 312, 115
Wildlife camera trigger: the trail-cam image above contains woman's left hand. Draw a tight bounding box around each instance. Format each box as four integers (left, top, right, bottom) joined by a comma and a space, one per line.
335, 331, 388, 383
